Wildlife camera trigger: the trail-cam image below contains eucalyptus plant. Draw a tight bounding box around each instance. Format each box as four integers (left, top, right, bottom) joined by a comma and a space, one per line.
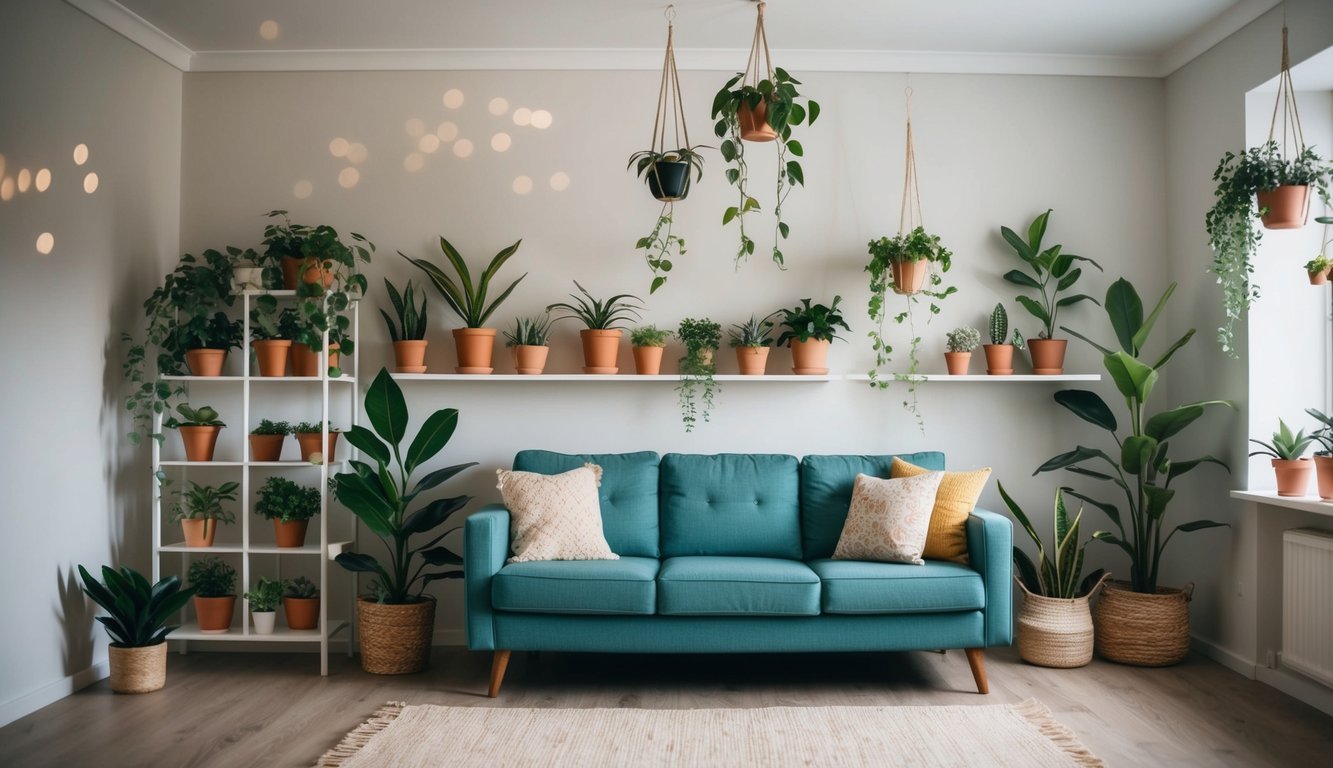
999, 209, 1101, 340
676, 317, 722, 433
401, 237, 525, 329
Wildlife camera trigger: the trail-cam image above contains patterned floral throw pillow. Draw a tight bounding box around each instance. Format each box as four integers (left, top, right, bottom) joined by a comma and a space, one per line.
832, 472, 944, 565
497, 463, 619, 563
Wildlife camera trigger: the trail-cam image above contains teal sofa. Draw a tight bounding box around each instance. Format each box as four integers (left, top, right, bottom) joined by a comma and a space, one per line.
465, 451, 1012, 696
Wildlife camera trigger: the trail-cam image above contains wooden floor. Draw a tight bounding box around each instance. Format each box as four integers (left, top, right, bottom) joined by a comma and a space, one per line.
2, 645, 1330, 767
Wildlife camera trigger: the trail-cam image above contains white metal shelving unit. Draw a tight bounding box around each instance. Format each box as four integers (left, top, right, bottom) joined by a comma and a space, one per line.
151, 290, 358, 675
390, 372, 1097, 383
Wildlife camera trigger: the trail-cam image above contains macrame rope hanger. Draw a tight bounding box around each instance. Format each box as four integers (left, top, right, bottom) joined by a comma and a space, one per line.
743, 1, 775, 89
899, 86, 924, 235
651, 5, 690, 155
1266, 25, 1306, 158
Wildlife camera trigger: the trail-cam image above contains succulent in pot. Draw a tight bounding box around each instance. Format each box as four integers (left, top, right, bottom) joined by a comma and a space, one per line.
775, 296, 850, 376
676, 317, 722, 432
243, 577, 285, 634
169, 480, 239, 548
1248, 419, 1315, 498
728, 312, 779, 376
381, 277, 429, 374
1305, 254, 1331, 285
1302, 408, 1333, 501
503, 314, 554, 375
629, 325, 672, 375
547, 281, 644, 374
944, 326, 981, 375
165, 403, 226, 462
188, 557, 237, 633
283, 576, 320, 631
254, 476, 321, 547
78, 564, 195, 693
983, 304, 1025, 376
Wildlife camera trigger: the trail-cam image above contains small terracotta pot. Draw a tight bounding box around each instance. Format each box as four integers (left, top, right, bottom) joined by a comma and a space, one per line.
1028, 338, 1068, 375
180, 518, 217, 548
1257, 185, 1310, 229
194, 595, 236, 633
179, 425, 221, 462
273, 518, 310, 548
890, 260, 928, 295
291, 343, 339, 377
944, 351, 971, 375
736, 346, 770, 375
983, 344, 1015, 375
252, 339, 291, 377
296, 431, 339, 463
284, 596, 320, 631
580, 329, 623, 374
393, 340, 429, 373
1272, 458, 1313, 497
185, 349, 227, 377
512, 344, 549, 375
1310, 269, 1329, 286
738, 101, 777, 142
280, 256, 303, 290
108, 643, 166, 694
301, 259, 335, 288
790, 339, 831, 375
453, 328, 496, 374
249, 433, 285, 462
1312, 455, 1333, 500
633, 346, 664, 375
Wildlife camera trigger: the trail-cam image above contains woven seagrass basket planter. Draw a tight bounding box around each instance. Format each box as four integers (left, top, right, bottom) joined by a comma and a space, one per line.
1093, 580, 1193, 666
357, 596, 435, 675
108, 642, 167, 694
1016, 573, 1109, 668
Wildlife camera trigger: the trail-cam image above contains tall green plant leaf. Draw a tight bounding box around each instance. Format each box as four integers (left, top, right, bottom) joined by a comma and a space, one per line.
1105, 278, 1144, 353
364, 368, 408, 445
1104, 351, 1157, 402
404, 408, 460, 474
1054, 390, 1117, 432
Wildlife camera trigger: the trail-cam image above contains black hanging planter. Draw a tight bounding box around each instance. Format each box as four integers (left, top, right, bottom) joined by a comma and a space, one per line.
648, 160, 691, 201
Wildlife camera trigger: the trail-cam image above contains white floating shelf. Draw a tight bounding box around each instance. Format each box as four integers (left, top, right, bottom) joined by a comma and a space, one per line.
170, 619, 349, 643
161, 375, 355, 383
1230, 490, 1333, 518
247, 460, 350, 468
160, 543, 245, 553
845, 374, 1102, 382
158, 542, 352, 557
391, 373, 835, 382
159, 460, 246, 467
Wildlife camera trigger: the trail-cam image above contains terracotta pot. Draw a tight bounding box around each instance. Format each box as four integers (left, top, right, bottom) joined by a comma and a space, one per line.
273, 518, 310, 548
512, 344, 549, 375
983, 344, 1015, 375
790, 338, 831, 375
580, 329, 623, 374
108, 643, 166, 694
393, 340, 428, 373
633, 345, 664, 375
357, 596, 435, 674
738, 100, 778, 142
280, 256, 303, 290
1028, 338, 1068, 375
284, 596, 320, 631
1272, 458, 1313, 497
300, 258, 335, 288
291, 342, 339, 377
194, 595, 236, 633
944, 351, 971, 375
296, 431, 339, 463
1309, 268, 1329, 286
1312, 455, 1333, 500
252, 339, 291, 377
1093, 581, 1191, 666
185, 349, 227, 377
736, 346, 770, 375
452, 328, 496, 374
180, 518, 217, 548
890, 260, 928, 295
249, 433, 285, 462
178, 425, 221, 462
1257, 185, 1310, 229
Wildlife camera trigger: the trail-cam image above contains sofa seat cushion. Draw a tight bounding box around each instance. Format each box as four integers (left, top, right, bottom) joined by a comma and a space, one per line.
808, 558, 985, 615
658, 556, 820, 616
492, 557, 659, 615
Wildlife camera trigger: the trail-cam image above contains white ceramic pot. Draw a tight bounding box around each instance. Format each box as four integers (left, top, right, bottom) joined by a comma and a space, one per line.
252, 610, 276, 635
233, 266, 265, 291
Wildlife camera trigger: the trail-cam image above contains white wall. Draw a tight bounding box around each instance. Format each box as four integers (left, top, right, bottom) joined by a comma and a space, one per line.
0, 0, 182, 726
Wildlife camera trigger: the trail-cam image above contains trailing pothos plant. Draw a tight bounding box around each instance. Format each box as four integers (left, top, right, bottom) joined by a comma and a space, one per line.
676, 317, 722, 433
634, 205, 685, 296
711, 67, 820, 269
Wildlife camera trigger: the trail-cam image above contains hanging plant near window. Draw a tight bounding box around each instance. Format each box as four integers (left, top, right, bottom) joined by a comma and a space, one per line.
627, 6, 707, 295
710, 1, 820, 269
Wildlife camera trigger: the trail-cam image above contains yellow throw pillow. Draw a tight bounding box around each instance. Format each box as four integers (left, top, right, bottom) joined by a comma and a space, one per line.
891, 457, 992, 563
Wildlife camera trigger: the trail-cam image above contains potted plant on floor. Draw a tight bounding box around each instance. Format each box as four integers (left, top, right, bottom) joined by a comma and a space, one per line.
999, 484, 1109, 668
283, 576, 320, 631
999, 209, 1102, 375
983, 304, 1025, 375
1037, 278, 1233, 666
249, 301, 298, 377
254, 476, 321, 547
1305, 254, 1330, 285
169, 480, 238, 547
249, 419, 290, 462
503, 314, 554, 375
189, 557, 237, 633
944, 327, 980, 375
243, 577, 284, 635
1302, 408, 1333, 500
78, 564, 195, 693
294, 421, 341, 463
401, 237, 525, 374
333, 368, 477, 674
776, 297, 850, 375
630, 325, 672, 375
728, 312, 779, 375
165, 404, 226, 462
381, 278, 429, 373
677, 317, 721, 432
1248, 419, 1315, 497
547, 281, 644, 374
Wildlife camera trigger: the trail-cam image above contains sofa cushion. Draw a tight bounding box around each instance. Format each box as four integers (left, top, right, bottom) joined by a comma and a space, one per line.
832, 472, 944, 565
498, 465, 618, 563
658, 556, 820, 616
492, 557, 660, 615
800, 453, 946, 560
808, 558, 985, 614
660, 453, 801, 559
513, 450, 660, 558
892, 457, 991, 564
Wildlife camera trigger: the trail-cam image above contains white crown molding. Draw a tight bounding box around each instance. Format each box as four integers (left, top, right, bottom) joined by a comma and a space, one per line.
1157, 0, 1281, 77
64, 0, 193, 70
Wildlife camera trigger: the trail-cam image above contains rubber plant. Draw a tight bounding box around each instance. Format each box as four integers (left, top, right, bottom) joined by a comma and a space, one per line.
676, 317, 722, 432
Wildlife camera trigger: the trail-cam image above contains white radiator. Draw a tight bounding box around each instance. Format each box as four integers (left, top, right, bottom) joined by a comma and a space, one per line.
1282, 528, 1333, 687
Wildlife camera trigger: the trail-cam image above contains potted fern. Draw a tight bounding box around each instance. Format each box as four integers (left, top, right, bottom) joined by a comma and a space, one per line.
630, 325, 672, 375
677, 317, 721, 432
78, 565, 195, 693
547, 281, 644, 374
983, 304, 1025, 375
728, 312, 779, 375
381, 278, 429, 373
503, 314, 554, 375
169, 480, 238, 548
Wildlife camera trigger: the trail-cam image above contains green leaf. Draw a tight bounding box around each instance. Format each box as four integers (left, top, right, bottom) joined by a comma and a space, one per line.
1013, 546, 1042, 594
1000, 226, 1035, 261
1150, 330, 1195, 370
720, 140, 737, 162
1027, 209, 1051, 251
341, 425, 390, 466
1002, 270, 1041, 289
1143, 485, 1175, 520
1035, 446, 1119, 475
1105, 278, 1144, 353
419, 546, 464, 566
1133, 282, 1177, 353
1053, 389, 1117, 432
334, 552, 392, 588
722, 207, 738, 226
1144, 401, 1231, 442
1167, 455, 1228, 485
786, 139, 804, 157
407, 462, 474, 500
402, 495, 470, 537
364, 368, 408, 445
778, 222, 790, 239
786, 161, 804, 186
1015, 295, 1050, 326
1061, 488, 1123, 530
404, 408, 459, 474
1120, 435, 1158, 475
332, 472, 396, 537
1103, 350, 1157, 402
1091, 531, 1134, 556
1056, 293, 1098, 308
807, 101, 820, 124
1174, 519, 1230, 533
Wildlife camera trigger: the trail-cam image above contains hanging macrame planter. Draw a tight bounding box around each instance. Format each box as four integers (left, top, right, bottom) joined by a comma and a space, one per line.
1260, 27, 1314, 229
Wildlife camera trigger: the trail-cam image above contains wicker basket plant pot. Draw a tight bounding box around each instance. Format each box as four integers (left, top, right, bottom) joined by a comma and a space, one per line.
1093, 580, 1193, 666
108, 642, 168, 694
357, 596, 435, 674
1016, 573, 1109, 668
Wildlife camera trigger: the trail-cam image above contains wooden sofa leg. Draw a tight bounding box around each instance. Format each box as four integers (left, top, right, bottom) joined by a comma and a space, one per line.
964, 648, 989, 694
488, 650, 512, 698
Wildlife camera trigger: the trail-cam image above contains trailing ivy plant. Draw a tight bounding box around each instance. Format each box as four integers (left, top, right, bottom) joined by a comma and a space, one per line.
635, 206, 684, 295
676, 317, 722, 433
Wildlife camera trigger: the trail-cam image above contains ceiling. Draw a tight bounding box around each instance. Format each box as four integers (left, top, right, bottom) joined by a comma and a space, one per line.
69, 0, 1282, 77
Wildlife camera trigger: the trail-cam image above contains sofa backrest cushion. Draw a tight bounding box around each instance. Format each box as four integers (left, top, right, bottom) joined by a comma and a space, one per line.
800, 452, 946, 560
660, 453, 801, 559
512, 450, 660, 558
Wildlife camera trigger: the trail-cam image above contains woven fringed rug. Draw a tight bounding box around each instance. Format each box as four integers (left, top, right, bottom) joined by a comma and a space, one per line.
318, 699, 1102, 767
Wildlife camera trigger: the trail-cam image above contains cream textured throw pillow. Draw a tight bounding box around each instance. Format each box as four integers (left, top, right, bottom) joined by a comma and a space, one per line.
497, 463, 619, 563
832, 472, 944, 565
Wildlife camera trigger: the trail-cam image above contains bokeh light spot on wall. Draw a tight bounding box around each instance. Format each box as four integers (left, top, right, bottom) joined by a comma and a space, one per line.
73, 144, 89, 165
442, 89, 465, 109
35, 168, 51, 192
259, 20, 280, 41
491, 133, 512, 152
36, 232, 54, 255
453, 139, 474, 158
339, 168, 360, 189
530, 110, 553, 130
512, 176, 533, 195
488, 97, 510, 116
83, 172, 99, 194
17, 169, 31, 193
436, 122, 458, 142
403, 153, 425, 172
550, 172, 571, 192
346, 143, 369, 164
1, 178, 14, 202
329, 137, 350, 157
405, 118, 426, 137
512, 108, 532, 127
418, 135, 441, 154
293, 180, 313, 199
